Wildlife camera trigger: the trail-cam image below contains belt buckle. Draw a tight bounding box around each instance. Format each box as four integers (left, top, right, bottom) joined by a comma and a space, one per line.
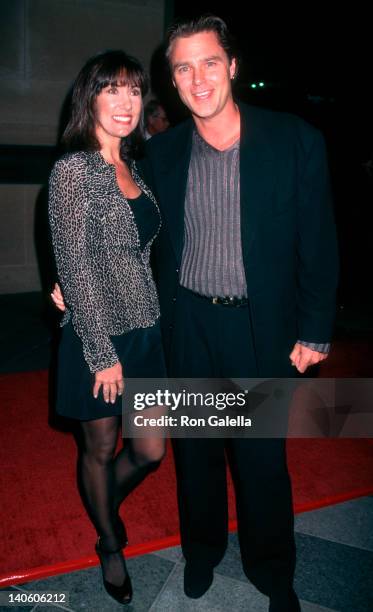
212, 296, 219, 305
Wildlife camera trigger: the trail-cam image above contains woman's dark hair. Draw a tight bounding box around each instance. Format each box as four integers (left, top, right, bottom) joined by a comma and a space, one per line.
165, 14, 239, 77
62, 50, 149, 160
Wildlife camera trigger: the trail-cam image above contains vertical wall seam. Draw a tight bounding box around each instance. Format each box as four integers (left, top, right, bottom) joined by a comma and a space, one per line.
23, 0, 26, 78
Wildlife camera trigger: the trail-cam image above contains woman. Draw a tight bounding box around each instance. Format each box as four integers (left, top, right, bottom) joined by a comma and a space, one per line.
48, 50, 166, 605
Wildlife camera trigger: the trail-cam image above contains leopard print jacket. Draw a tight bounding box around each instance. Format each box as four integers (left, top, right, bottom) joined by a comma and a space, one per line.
48, 150, 161, 373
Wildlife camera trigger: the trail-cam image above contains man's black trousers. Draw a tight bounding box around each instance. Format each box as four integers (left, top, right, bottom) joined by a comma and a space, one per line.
169, 286, 296, 597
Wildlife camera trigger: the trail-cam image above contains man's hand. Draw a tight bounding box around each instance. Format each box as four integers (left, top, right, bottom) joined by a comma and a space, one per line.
51, 283, 66, 312
94, 362, 124, 404
289, 342, 328, 373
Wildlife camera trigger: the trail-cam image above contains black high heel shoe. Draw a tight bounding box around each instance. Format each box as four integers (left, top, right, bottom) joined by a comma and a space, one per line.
95, 537, 133, 605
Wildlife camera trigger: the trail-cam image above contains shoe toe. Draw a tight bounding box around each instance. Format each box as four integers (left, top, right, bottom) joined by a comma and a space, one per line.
184, 563, 214, 599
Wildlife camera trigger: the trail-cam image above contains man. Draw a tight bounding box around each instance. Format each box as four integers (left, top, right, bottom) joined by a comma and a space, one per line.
143, 14, 338, 612
144, 98, 170, 139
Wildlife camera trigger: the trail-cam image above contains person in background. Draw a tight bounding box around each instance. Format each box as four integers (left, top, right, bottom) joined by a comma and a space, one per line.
48, 50, 166, 606
144, 98, 170, 139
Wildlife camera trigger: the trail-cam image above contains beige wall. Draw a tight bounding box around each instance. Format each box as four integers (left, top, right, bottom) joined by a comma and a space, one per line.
0, 0, 165, 145
0, 0, 165, 293
0, 184, 43, 294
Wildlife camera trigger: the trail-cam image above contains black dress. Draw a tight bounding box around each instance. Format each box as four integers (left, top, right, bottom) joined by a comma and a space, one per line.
56, 191, 166, 420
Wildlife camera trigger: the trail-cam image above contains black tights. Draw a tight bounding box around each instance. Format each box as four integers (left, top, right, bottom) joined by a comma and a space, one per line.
77, 414, 165, 552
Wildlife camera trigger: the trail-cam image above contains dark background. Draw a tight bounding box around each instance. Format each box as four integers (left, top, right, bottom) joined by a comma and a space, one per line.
1, 2, 372, 320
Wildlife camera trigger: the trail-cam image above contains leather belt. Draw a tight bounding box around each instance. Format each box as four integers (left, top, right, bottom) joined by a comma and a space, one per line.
188, 289, 249, 307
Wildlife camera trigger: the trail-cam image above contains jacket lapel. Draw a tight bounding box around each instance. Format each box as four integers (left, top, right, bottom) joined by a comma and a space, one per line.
157, 120, 194, 266
239, 103, 275, 270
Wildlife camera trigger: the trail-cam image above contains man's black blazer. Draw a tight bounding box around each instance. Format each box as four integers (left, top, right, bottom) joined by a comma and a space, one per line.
142, 102, 339, 376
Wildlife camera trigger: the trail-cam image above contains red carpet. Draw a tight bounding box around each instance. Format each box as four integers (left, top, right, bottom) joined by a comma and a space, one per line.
0, 369, 372, 587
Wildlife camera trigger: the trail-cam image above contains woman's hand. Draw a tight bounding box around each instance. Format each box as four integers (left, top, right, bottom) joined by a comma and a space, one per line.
50, 282, 66, 312
94, 362, 124, 404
